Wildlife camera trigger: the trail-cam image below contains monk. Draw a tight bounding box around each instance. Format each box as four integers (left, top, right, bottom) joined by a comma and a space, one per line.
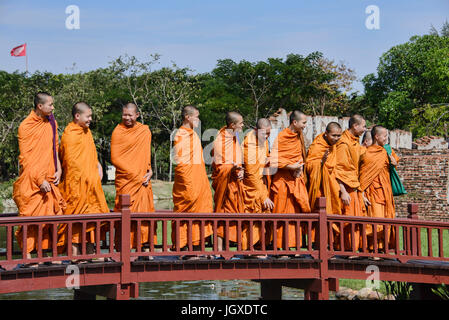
13, 92, 66, 266
334, 114, 366, 253
269, 111, 311, 254
305, 122, 342, 248
360, 125, 396, 255
172, 106, 213, 258
211, 111, 246, 252
361, 130, 373, 148
242, 118, 274, 254
111, 103, 156, 256
57, 102, 110, 259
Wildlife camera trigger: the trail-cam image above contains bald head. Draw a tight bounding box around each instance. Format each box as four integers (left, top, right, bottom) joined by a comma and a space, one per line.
34, 92, 52, 109
348, 114, 366, 137
289, 110, 307, 133
181, 105, 200, 129
256, 118, 271, 129
289, 110, 306, 124
72, 102, 91, 118
123, 103, 139, 114
72, 102, 92, 129
362, 130, 372, 147
225, 111, 244, 133
255, 118, 271, 143
326, 122, 341, 133
371, 125, 388, 147
182, 105, 198, 119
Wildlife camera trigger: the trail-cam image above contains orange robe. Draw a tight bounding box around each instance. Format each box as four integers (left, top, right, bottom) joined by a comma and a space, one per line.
242, 130, 271, 249
211, 127, 245, 245
269, 127, 311, 249
334, 129, 365, 251
305, 133, 341, 245
172, 126, 213, 249
13, 111, 66, 254
360, 145, 396, 251
57, 122, 109, 250
111, 122, 156, 249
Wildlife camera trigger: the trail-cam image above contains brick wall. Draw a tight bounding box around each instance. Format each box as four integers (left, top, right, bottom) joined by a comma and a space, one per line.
394, 149, 449, 221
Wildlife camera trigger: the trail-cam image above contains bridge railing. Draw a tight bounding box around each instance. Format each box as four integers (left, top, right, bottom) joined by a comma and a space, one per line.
0, 195, 448, 270
326, 204, 449, 263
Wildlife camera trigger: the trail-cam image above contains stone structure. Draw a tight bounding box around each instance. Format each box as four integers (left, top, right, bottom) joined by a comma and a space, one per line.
394, 149, 449, 221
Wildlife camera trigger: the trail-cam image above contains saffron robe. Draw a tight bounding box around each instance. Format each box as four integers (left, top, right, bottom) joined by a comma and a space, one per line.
269, 127, 311, 249
172, 126, 213, 249
13, 110, 66, 253
111, 122, 156, 249
57, 122, 109, 250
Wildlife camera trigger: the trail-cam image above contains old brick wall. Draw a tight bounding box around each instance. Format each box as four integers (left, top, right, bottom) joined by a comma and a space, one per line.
394, 149, 449, 221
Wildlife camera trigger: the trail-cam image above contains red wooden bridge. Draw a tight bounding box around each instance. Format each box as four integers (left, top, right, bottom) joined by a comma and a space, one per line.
0, 195, 448, 300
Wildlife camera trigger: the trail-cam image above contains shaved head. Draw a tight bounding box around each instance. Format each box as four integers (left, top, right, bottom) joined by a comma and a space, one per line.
371, 125, 386, 139
34, 92, 52, 109
182, 105, 198, 119
348, 114, 365, 129
289, 110, 306, 124
371, 125, 388, 146
256, 118, 271, 129
348, 114, 367, 137
72, 102, 91, 118
226, 111, 243, 126
123, 102, 139, 114
326, 122, 341, 133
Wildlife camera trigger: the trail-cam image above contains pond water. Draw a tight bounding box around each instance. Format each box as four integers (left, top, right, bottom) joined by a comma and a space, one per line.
0, 279, 312, 300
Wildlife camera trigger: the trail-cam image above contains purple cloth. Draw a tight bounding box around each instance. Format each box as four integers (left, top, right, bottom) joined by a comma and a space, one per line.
47, 113, 57, 171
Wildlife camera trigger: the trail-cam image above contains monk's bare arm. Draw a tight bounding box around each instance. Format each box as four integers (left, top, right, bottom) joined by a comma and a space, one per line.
97, 162, 103, 180
54, 154, 62, 185
337, 179, 351, 206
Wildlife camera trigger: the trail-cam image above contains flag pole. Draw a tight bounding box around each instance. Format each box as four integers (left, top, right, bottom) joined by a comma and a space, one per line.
25, 43, 28, 74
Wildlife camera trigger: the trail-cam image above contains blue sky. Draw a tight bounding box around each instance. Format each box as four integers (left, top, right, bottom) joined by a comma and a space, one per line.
1, 0, 448, 93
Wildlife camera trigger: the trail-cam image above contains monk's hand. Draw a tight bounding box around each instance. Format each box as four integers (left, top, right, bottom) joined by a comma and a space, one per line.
263, 197, 274, 210
340, 190, 351, 206
53, 169, 62, 186
293, 168, 303, 178
389, 155, 398, 166
363, 193, 371, 207
231, 164, 244, 180
97, 163, 103, 181
40, 180, 51, 193
143, 169, 152, 186
321, 150, 329, 165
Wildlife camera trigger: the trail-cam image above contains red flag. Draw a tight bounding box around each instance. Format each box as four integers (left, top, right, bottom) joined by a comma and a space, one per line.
10, 43, 26, 57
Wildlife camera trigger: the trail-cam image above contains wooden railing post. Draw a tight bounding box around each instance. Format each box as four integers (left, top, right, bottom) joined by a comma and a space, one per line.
316, 197, 329, 299
119, 194, 131, 284
407, 203, 419, 256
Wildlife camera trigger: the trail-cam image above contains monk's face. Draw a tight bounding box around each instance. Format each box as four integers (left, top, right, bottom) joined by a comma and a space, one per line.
122, 107, 139, 128
75, 108, 93, 129
230, 115, 244, 133
324, 127, 342, 146
36, 96, 54, 117
374, 128, 389, 146
292, 115, 307, 132
353, 119, 367, 137
256, 126, 271, 143
186, 110, 200, 128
